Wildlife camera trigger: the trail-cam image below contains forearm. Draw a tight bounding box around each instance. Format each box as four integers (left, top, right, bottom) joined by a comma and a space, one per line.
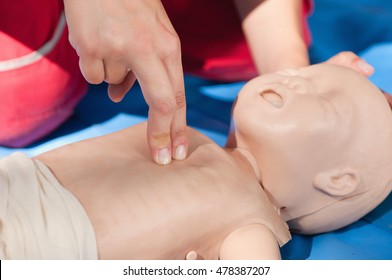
234, 0, 309, 74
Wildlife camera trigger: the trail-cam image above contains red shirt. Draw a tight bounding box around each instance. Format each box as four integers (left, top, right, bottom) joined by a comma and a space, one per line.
163, 0, 312, 81
0, 0, 86, 147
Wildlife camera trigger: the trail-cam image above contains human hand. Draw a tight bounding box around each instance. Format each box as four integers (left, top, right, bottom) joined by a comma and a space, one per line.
324, 51, 374, 77
325, 51, 392, 109
63, 0, 188, 165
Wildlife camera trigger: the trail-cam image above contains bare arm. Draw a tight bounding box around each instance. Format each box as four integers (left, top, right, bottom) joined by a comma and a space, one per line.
233, 0, 309, 74
219, 224, 281, 260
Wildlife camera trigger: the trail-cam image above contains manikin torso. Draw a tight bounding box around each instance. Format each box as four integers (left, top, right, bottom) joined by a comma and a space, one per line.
36, 122, 288, 260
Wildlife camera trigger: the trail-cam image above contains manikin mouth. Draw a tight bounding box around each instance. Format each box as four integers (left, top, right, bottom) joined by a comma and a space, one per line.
259, 89, 283, 108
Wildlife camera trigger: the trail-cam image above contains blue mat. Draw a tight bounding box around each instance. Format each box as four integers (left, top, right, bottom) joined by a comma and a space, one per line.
1, 0, 391, 260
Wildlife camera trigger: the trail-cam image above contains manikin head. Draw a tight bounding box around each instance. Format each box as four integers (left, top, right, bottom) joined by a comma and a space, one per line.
230, 64, 392, 234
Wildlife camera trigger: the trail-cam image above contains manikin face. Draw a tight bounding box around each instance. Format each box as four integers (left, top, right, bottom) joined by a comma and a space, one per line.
232, 64, 392, 225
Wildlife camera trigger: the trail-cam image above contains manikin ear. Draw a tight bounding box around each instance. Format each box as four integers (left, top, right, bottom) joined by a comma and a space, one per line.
313, 167, 361, 197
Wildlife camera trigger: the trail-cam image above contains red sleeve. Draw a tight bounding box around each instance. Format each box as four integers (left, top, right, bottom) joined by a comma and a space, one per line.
162, 0, 314, 81
302, 0, 314, 46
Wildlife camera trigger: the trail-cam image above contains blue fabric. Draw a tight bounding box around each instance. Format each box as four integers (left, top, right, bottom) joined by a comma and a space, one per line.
1, 0, 391, 260
308, 0, 392, 63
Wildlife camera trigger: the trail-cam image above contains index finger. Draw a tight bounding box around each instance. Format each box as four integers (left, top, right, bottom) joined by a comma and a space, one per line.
133, 56, 177, 165
163, 44, 188, 161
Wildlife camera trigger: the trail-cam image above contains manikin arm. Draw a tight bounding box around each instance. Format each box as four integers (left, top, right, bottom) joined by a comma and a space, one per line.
219, 224, 281, 260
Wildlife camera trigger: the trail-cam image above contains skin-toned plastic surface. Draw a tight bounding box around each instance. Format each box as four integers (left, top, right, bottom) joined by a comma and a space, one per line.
36, 121, 288, 260
35, 64, 392, 259
230, 64, 392, 234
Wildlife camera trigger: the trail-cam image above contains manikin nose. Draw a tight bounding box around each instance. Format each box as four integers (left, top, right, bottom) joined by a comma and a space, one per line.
282, 76, 311, 94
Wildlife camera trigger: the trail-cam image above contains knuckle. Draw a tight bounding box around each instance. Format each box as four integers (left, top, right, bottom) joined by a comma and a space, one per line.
78, 39, 101, 58
175, 90, 186, 109
168, 32, 181, 50
160, 32, 181, 58
151, 98, 176, 116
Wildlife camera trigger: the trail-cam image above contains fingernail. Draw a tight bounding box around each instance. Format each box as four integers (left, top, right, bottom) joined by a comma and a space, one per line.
356, 59, 374, 75
174, 145, 186, 161
157, 148, 171, 165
